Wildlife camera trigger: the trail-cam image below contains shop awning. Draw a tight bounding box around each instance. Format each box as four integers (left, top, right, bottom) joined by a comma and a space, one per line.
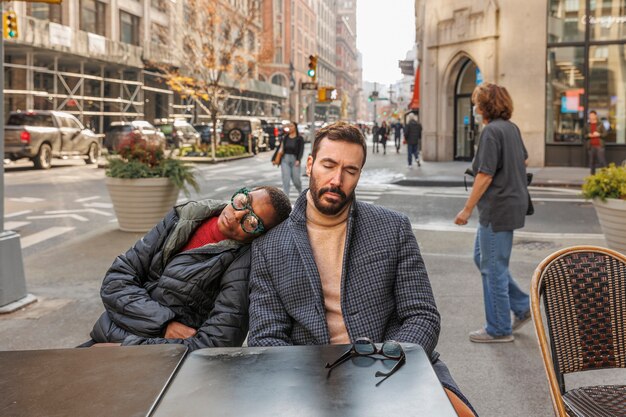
408, 67, 420, 110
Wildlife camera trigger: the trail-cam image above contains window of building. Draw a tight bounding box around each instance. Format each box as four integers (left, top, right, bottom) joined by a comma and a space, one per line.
588, 44, 626, 143
120, 11, 140, 45
248, 30, 255, 52
81, 0, 106, 36
28, 3, 62, 23
548, 0, 586, 42
271, 74, 285, 86
275, 47, 283, 64
546, 0, 626, 148
589, 0, 626, 41
546, 47, 586, 144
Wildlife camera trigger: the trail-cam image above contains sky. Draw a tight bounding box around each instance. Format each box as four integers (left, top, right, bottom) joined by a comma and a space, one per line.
356, 1, 416, 87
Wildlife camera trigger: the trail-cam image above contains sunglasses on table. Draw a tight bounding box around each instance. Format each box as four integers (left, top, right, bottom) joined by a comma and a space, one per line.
230, 188, 266, 235
325, 337, 406, 384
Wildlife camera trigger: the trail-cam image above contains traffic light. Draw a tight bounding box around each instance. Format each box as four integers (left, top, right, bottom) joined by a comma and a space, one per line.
307, 55, 317, 80
3, 11, 18, 39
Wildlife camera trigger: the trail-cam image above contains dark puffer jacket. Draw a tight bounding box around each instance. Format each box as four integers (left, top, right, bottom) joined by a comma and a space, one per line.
90, 199, 251, 351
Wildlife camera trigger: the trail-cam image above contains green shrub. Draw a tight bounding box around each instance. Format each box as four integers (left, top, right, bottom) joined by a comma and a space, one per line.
181, 143, 246, 158
582, 163, 626, 201
106, 134, 198, 196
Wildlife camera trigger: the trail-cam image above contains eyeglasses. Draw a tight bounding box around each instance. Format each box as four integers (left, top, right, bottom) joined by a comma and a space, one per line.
230, 188, 266, 235
325, 337, 406, 384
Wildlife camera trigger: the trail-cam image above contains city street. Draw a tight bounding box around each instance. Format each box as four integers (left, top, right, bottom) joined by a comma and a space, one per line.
2, 142, 605, 416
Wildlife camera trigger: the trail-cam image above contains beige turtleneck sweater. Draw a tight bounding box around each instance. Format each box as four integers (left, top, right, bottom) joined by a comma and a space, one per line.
305, 191, 351, 344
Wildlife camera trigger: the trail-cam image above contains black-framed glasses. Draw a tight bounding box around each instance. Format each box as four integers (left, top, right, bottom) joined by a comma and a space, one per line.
230, 188, 266, 235
325, 337, 406, 383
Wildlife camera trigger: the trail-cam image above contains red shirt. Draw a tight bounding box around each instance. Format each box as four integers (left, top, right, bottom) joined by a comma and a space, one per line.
590, 122, 601, 148
180, 216, 226, 252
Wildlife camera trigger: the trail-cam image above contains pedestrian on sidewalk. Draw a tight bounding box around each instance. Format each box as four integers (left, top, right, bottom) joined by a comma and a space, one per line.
379, 120, 389, 154
372, 122, 380, 153
280, 121, 305, 196
583, 110, 607, 175
84, 186, 291, 350
404, 114, 422, 167
249, 122, 477, 417
393, 120, 403, 153
454, 83, 531, 344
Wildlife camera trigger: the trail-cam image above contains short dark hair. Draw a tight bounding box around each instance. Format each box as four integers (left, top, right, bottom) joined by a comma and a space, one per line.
254, 186, 291, 227
472, 83, 514, 121
311, 122, 367, 166
589, 110, 597, 116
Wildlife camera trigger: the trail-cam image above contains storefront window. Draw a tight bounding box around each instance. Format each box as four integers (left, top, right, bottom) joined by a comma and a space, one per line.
81, 0, 106, 36
546, 47, 586, 144
589, 44, 626, 144
589, 0, 626, 41
548, 0, 586, 42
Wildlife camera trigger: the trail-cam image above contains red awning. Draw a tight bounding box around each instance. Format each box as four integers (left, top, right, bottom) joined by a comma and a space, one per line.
408, 67, 420, 110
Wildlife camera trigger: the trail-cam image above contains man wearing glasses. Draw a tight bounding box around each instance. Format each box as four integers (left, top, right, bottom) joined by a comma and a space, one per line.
85, 186, 291, 350
248, 123, 475, 416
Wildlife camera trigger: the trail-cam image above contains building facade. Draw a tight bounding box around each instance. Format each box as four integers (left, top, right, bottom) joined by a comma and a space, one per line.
5, 0, 288, 134
415, 0, 626, 167
336, 0, 358, 120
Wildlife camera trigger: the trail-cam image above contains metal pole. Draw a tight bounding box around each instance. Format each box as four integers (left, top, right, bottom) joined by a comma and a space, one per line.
0, 26, 34, 312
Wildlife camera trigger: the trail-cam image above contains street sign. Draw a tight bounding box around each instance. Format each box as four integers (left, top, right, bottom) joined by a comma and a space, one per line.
398, 60, 414, 76
301, 82, 318, 91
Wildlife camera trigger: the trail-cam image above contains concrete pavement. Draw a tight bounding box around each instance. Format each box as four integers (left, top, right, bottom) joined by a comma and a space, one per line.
1, 149, 602, 417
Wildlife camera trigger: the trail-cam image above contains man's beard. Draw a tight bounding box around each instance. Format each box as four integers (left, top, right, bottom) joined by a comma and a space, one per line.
309, 171, 354, 215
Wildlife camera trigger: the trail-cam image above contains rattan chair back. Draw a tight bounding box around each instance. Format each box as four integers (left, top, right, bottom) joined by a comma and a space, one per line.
531, 246, 626, 417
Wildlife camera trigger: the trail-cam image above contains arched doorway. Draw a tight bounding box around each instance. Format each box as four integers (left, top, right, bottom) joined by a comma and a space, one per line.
454, 59, 481, 161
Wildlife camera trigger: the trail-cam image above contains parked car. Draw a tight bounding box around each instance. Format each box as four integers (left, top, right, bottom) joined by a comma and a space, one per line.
4, 110, 101, 169
154, 119, 200, 149
193, 122, 221, 145
220, 116, 268, 154
104, 120, 165, 152
260, 118, 284, 150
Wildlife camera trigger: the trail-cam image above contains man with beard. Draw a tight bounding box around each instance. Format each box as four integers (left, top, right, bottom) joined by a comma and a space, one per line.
248, 122, 475, 416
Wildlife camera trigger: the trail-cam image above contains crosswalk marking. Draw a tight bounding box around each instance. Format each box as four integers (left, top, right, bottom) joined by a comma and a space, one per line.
44, 209, 112, 217
20, 227, 75, 249
4, 221, 30, 230
9, 197, 44, 203
75, 196, 101, 203
4, 210, 33, 218
28, 214, 89, 222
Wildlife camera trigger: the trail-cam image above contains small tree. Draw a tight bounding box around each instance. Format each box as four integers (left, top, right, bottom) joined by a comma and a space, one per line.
164, 0, 262, 159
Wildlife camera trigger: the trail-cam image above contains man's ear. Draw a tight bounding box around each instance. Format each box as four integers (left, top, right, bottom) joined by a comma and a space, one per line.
306, 154, 313, 176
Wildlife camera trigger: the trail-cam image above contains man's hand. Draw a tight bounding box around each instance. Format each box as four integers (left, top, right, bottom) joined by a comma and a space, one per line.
164, 321, 197, 339
454, 207, 473, 226
295, 160, 301, 167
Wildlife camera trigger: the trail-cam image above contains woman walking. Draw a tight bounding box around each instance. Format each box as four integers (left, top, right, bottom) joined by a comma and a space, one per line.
280, 121, 304, 197
454, 83, 531, 343
379, 121, 389, 154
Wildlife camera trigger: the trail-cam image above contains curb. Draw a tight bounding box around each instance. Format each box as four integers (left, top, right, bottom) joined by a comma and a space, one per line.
178, 154, 254, 163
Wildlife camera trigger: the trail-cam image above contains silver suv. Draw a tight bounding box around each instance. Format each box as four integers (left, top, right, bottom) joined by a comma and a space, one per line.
220, 116, 269, 154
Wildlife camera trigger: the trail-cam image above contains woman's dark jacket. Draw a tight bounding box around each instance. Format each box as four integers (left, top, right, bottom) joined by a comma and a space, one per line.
90, 199, 251, 351
281, 134, 304, 161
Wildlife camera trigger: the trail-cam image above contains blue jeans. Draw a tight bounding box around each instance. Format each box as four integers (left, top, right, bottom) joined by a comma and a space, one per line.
474, 223, 530, 336
281, 154, 302, 195
407, 144, 419, 165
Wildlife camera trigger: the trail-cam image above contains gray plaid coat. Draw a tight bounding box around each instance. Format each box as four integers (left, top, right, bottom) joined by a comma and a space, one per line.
248, 191, 441, 358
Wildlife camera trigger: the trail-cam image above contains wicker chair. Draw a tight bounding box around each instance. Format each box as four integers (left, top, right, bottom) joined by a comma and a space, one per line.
531, 246, 626, 417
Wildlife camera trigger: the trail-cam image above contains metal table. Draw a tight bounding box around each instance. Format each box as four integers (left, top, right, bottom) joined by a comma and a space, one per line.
153, 344, 456, 417
0, 345, 186, 417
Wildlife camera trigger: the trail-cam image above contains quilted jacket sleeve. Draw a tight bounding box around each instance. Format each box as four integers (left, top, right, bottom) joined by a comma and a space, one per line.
100, 210, 178, 338
247, 240, 293, 346
392, 215, 441, 356
121, 247, 251, 350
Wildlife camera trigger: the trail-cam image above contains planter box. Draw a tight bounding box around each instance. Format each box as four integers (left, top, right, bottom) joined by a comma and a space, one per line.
592, 198, 626, 254
106, 177, 179, 232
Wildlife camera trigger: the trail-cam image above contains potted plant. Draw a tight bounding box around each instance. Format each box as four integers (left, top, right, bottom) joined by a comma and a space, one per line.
582, 163, 626, 253
106, 134, 199, 232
